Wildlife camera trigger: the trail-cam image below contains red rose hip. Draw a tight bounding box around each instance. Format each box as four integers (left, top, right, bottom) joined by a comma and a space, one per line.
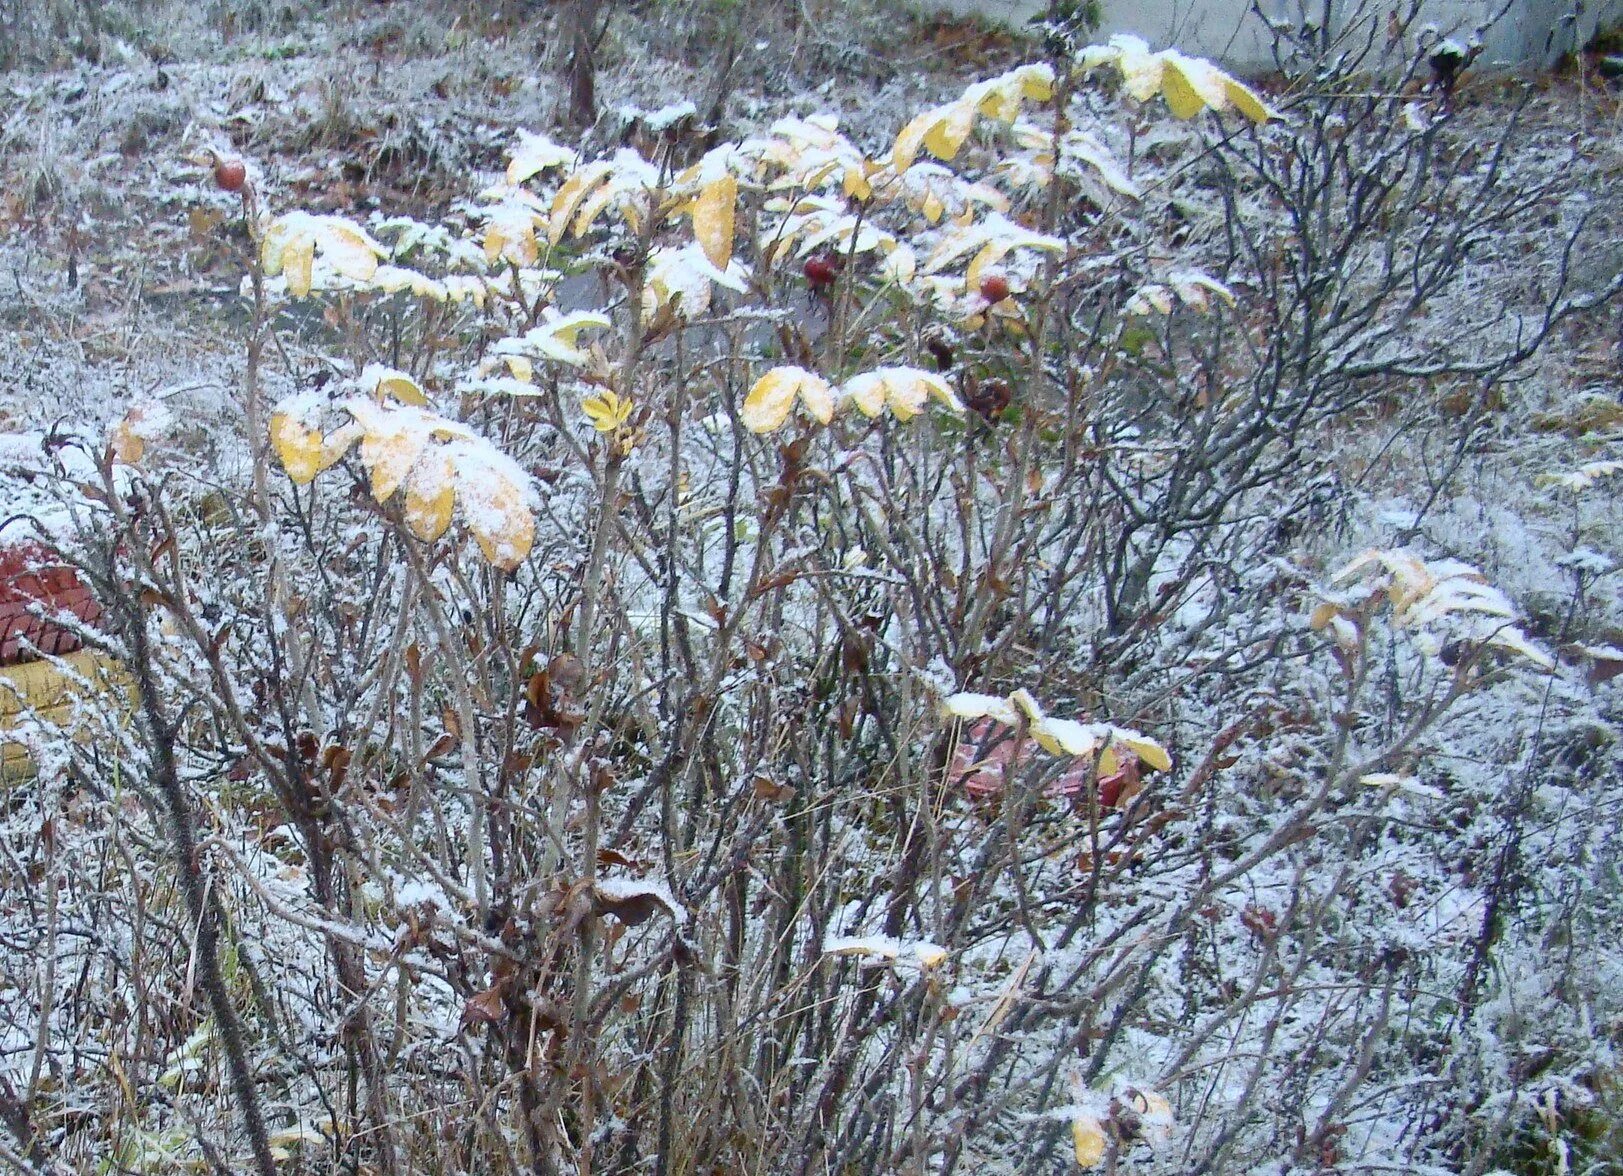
978, 272, 1012, 303
803, 252, 840, 288
214, 158, 248, 192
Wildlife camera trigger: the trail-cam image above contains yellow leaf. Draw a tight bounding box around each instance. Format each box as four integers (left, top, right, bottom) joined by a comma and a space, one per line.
285, 240, 314, 297
1225, 78, 1271, 123
622, 197, 645, 238
844, 372, 887, 418
485, 202, 546, 267
483, 222, 508, 264
920, 191, 945, 225
1009, 688, 1045, 726
1030, 725, 1068, 756
505, 356, 534, 384
1308, 602, 1340, 630
742, 367, 803, 434
110, 417, 145, 464
318, 422, 361, 472
1098, 745, 1120, 778
842, 163, 872, 202
974, 84, 1021, 124
1072, 1115, 1107, 1168
465, 479, 536, 571
892, 107, 940, 173
1159, 58, 1207, 119
1166, 53, 1231, 114
376, 372, 427, 406
1018, 63, 1055, 102
403, 450, 455, 541
571, 179, 619, 239
1120, 734, 1171, 773
360, 428, 428, 503
550, 162, 612, 245
964, 241, 1006, 291
270, 414, 324, 484
922, 102, 976, 164
798, 372, 834, 425
582, 391, 633, 433
692, 175, 738, 272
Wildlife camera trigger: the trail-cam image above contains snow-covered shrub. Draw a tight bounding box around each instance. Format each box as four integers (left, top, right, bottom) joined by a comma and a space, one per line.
5, 11, 1619, 1175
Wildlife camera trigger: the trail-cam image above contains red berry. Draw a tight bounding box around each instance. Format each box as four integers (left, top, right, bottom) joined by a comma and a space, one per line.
803, 253, 840, 288
979, 273, 1012, 303
214, 158, 247, 192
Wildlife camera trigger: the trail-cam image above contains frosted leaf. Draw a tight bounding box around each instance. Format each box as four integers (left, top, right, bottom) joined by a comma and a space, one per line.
743, 366, 833, 434
358, 364, 428, 406
507, 128, 577, 185
261, 212, 385, 296
840, 368, 963, 422
494, 310, 613, 368
823, 934, 947, 969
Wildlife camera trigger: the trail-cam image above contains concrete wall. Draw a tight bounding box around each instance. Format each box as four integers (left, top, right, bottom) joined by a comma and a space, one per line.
932, 0, 1623, 70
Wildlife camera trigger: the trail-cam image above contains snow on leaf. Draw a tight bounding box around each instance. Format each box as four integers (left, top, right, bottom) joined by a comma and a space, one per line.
965, 63, 1055, 122
943, 691, 1020, 726
289, 395, 536, 569
1109, 34, 1165, 101
1320, 549, 1551, 670
594, 875, 688, 926
402, 449, 455, 542
922, 212, 1065, 279
1082, 34, 1275, 123
1114, 729, 1173, 773
359, 364, 428, 406
1125, 284, 1175, 316
507, 128, 577, 185
368, 264, 447, 300
823, 934, 947, 969
742, 366, 832, 434
483, 198, 543, 266
691, 174, 738, 271
947, 687, 1171, 774
261, 212, 385, 296
841, 367, 963, 422
894, 64, 1055, 172
269, 412, 325, 485
1057, 130, 1140, 198
1537, 459, 1623, 492
496, 310, 613, 368
642, 242, 751, 322
346, 401, 441, 502
109, 400, 170, 464
1486, 626, 1556, 671
1167, 269, 1236, 311
442, 275, 489, 307
444, 439, 535, 570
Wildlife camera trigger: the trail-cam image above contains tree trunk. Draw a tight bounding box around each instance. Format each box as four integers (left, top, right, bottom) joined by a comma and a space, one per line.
565, 0, 597, 131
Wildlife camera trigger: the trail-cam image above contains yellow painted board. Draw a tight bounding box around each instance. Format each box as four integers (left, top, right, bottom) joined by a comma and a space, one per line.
0, 650, 133, 771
